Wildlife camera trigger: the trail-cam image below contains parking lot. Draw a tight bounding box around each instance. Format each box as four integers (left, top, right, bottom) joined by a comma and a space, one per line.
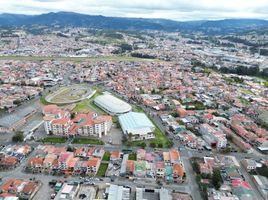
102, 125, 123, 145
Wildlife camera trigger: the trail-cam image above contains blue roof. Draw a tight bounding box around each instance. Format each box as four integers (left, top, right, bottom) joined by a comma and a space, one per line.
119, 112, 155, 134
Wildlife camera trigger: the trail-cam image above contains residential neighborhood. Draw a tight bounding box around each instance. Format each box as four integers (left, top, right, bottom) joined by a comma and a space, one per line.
0, 4, 268, 200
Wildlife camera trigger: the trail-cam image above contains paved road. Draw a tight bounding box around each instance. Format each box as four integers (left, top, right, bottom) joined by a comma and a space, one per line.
239, 163, 265, 200
1, 82, 267, 200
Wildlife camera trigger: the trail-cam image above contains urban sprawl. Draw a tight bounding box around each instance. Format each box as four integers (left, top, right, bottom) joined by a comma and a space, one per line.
0, 27, 267, 200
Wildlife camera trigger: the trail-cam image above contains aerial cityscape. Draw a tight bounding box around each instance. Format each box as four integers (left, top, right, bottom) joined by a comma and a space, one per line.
0, 1, 268, 200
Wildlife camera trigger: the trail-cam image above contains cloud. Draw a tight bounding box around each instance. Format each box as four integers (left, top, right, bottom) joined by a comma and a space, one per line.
0, 0, 267, 20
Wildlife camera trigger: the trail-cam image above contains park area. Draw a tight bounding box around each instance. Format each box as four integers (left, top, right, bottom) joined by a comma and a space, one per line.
72, 89, 105, 114
45, 84, 95, 104
39, 136, 67, 144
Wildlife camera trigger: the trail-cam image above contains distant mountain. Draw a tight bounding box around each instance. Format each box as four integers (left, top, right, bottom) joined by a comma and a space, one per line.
0, 12, 268, 34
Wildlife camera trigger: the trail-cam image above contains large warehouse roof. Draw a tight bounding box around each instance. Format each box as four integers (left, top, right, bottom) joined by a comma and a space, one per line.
119, 112, 155, 135
94, 93, 132, 115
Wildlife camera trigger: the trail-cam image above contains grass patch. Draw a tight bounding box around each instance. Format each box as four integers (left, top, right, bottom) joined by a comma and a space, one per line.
73, 89, 106, 114
241, 89, 255, 95
125, 140, 146, 148
72, 138, 104, 145
183, 101, 205, 110
132, 105, 144, 113
128, 153, 137, 161
130, 105, 172, 148
239, 97, 251, 105
96, 163, 108, 177
264, 81, 268, 87
150, 128, 173, 148
203, 67, 215, 74
40, 96, 51, 105
40, 136, 67, 144
102, 152, 111, 161
112, 116, 118, 123
147, 115, 173, 148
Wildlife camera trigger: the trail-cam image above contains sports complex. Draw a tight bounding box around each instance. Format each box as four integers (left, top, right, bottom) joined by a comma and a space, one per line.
45, 84, 96, 104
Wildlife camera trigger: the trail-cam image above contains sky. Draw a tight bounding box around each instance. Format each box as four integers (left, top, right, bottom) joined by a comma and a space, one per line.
0, 0, 268, 21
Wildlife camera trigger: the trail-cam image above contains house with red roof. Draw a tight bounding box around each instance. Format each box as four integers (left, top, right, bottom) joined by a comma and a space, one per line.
173, 163, 185, 183
26, 157, 44, 172
0, 179, 41, 200
0, 156, 18, 169
58, 152, 74, 170
126, 160, 135, 175
86, 157, 101, 175
43, 105, 112, 137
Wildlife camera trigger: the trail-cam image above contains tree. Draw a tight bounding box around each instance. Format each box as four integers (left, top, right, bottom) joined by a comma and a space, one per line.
127, 133, 133, 141
192, 161, 200, 174
12, 131, 24, 142
122, 135, 128, 144
212, 169, 223, 190
67, 145, 74, 152
13, 99, 21, 105
171, 111, 179, 118
70, 113, 75, 119
256, 165, 268, 179
140, 142, 146, 149
150, 142, 156, 148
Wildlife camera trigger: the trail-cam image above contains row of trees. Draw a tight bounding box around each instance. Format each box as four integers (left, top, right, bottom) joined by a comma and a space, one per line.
12, 131, 24, 142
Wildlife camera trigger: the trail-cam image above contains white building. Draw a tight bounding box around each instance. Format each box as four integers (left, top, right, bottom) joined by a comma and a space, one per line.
42, 105, 112, 137
119, 112, 155, 140
94, 93, 132, 115
107, 184, 130, 200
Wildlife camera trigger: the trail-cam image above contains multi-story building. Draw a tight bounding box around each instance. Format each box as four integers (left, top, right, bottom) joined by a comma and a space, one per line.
42, 105, 112, 137
200, 123, 227, 149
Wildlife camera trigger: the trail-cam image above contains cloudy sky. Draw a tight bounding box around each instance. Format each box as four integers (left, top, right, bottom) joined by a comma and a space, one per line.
0, 0, 268, 21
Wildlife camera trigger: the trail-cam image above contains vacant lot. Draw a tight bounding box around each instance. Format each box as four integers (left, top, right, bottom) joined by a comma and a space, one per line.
96, 163, 108, 177
40, 136, 67, 144
72, 138, 104, 145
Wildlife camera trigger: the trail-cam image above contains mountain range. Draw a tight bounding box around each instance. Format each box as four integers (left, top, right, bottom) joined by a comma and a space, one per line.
0, 12, 268, 34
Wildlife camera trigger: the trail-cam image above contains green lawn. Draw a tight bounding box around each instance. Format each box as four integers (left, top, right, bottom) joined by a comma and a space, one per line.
241, 89, 255, 95
127, 105, 171, 148
264, 81, 268, 87
40, 96, 51, 105
147, 114, 173, 148
40, 136, 67, 143
239, 97, 251, 105
132, 105, 144, 113
72, 138, 104, 145
102, 152, 111, 161
128, 153, 137, 161
96, 163, 108, 177
73, 89, 106, 114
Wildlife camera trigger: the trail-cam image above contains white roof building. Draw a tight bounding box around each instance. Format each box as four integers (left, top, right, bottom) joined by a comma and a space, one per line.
107, 184, 130, 200
119, 112, 155, 139
94, 93, 132, 115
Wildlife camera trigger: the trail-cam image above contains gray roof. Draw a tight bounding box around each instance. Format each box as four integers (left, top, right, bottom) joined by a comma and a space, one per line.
22, 120, 43, 133
94, 94, 131, 114
119, 112, 155, 134
0, 107, 36, 128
